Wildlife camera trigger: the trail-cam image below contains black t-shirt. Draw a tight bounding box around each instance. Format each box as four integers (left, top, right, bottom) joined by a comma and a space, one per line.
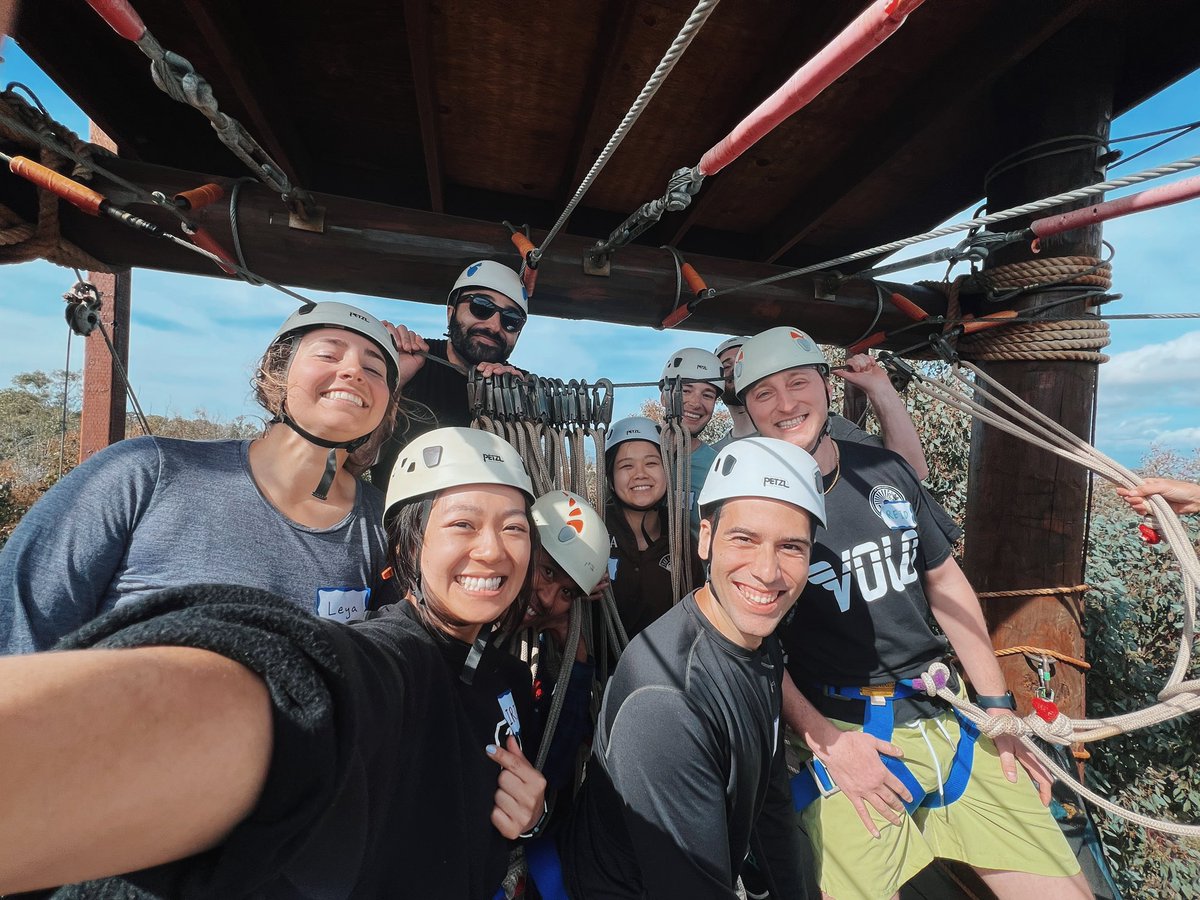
45, 585, 534, 899
561, 593, 814, 900
782, 441, 953, 692
370, 339, 470, 488
605, 503, 704, 640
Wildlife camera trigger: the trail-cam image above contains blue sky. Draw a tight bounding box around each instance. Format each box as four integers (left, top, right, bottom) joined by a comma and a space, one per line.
2, 37, 1198, 467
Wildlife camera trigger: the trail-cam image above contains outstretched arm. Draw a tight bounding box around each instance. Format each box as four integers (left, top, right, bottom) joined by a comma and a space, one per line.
0, 646, 272, 894
836, 354, 929, 480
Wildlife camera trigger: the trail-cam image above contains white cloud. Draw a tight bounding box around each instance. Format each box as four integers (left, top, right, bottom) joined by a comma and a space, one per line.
1099, 330, 1200, 409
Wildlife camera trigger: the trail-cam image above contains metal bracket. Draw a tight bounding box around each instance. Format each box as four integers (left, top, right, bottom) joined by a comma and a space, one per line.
288, 205, 326, 233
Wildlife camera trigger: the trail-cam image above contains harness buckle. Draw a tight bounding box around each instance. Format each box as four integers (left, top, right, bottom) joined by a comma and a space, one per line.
859, 682, 897, 706
806, 757, 841, 799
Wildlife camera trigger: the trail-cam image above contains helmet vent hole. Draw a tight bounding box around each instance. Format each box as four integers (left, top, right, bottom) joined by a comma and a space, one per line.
422, 446, 443, 468
721, 455, 737, 476
557, 525, 577, 544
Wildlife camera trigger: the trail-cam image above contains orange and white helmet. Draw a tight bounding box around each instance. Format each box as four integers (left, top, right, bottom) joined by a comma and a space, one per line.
531, 490, 610, 594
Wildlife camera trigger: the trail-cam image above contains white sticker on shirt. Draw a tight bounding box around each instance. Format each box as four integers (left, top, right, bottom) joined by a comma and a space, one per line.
497, 690, 522, 741
773, 715, 780, 754
880, 500, 917, 530
315, 587, 370, 623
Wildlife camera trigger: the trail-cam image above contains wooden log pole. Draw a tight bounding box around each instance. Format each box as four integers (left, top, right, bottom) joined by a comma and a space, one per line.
963, 14, 1116, 763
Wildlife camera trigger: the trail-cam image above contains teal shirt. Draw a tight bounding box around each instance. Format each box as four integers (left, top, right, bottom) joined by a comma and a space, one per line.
687, 442, 717, 542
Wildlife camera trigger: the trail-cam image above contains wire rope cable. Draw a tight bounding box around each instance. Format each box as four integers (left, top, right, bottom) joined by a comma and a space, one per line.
535, 0, 721, 262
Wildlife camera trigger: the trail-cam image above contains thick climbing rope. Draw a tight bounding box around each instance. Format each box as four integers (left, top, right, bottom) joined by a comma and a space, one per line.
711, 151, 1200, 299
894, 359, 1200, 835
659, 379, 694, 602
994, 645, 1091, 672
978, 584, 1092, 600
534, 0, 721, 263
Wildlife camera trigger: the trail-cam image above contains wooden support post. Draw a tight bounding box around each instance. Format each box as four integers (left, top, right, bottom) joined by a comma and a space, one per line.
79, 269, 131, 462
963, 15, 1115, 767
78, 122, 131, 462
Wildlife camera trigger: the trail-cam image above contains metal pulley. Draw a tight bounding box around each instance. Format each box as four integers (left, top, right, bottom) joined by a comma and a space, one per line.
63, 281, 102, 337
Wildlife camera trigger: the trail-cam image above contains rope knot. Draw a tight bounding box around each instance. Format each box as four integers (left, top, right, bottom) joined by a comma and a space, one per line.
914, 662, 951, 697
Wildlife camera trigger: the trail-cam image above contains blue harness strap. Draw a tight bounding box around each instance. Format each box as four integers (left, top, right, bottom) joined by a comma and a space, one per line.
790, 680, 978, 814
525, 835, 571, 900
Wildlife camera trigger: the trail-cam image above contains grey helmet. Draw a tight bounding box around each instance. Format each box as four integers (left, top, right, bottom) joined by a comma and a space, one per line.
698, 436, 826, 528
385, 427, 535, 524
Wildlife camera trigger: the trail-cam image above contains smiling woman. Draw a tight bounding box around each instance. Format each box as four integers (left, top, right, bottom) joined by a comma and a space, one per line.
0, 429, 549, 898
0, 302, 402, 652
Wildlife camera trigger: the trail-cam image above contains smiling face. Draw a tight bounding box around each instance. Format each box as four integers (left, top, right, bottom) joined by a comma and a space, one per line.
447, 288, 521, 365
696, 497, 812, 650
718, 347, 742, 407
661, 381, 720, 438
283, 327, 391, 441
742, 366, 830, 451
611, 440, 667, 509
523, 548, 583, 629
418, 484, 532, 642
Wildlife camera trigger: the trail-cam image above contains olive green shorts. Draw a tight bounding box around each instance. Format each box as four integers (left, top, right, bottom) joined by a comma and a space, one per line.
789, 708, 1080, 900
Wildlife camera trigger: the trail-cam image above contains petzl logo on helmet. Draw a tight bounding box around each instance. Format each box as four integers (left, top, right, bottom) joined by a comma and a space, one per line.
482, 452, 504, 463
349, 311, 369, 322
467, 262, 482, 277
763, 476, 790, 488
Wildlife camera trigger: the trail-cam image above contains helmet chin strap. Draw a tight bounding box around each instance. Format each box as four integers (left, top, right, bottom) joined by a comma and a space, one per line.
277, 410, 370, 501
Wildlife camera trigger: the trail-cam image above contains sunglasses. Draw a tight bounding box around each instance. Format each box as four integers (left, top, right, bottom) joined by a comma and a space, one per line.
456, 293, 527, 333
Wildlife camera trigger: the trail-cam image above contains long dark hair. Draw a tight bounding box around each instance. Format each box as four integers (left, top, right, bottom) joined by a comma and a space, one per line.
385, 491, 538, 638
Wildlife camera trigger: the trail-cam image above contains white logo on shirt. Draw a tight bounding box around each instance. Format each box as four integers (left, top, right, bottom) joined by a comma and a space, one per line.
808, 529, 920, 612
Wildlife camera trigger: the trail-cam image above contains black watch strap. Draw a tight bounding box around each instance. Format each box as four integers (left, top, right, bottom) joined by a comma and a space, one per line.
975, 690, 1017, 710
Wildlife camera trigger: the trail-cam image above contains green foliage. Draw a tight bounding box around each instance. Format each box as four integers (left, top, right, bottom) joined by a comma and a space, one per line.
1084, 473, 1200, 896
0, 370, 261, 549
636, 398, 732, 446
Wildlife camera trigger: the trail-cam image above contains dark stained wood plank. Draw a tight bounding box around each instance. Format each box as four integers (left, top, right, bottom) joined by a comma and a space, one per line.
758, 0, 1095, 264
178, 0, 312, 187
403, 0, 443, 213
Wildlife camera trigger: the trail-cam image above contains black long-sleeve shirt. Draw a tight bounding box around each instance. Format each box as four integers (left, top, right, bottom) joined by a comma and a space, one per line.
561, 592, 814, 899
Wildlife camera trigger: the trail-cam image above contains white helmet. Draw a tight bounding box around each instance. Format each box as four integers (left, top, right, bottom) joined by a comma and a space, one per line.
733, 326, 829, 401
273, 302, 400, 388
531, 491, 610, 594
604, 416, 662, 454
384, 427, 534, 522
698, 436, 826, 528
449, 260, 529, 313
659, 347, 724, 389
714, 335, 751, 358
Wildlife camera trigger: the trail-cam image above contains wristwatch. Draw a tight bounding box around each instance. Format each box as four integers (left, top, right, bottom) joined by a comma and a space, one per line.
975, 690, 1017, 710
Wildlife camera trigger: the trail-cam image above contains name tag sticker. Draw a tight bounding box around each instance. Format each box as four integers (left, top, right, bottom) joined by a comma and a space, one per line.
497, 690, 522, 740
880, 500, 916, 530
315, 587, 370, 623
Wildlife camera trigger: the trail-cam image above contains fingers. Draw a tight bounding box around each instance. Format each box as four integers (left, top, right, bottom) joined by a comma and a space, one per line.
476, 362, 525, 379
1015, 749, 1055, 806
849, 796, 882, 839
488, 736, 546, 838
999, 746, 1018, 784
871, 738, 904, 760
388, 324, 429, 356
881, 771, 913, 806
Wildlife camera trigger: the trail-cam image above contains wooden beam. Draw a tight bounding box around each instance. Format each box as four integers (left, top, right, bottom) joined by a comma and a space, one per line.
178, 0, 312, 186
759, 0, 1094, 264
403, 0, 443, 213
963, 11, 1117, 764
553, 0, 639, 218
4, 154, 950, 346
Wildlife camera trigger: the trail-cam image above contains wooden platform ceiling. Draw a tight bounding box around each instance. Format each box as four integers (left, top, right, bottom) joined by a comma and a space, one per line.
9, 0, 1200, 334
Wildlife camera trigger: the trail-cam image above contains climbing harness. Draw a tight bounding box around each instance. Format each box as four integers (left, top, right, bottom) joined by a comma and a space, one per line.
790, 677, 980, 816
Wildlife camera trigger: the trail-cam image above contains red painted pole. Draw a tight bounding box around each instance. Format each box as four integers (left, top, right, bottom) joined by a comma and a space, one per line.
1029, 172, 1200, 239
697, 0, 925, 177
